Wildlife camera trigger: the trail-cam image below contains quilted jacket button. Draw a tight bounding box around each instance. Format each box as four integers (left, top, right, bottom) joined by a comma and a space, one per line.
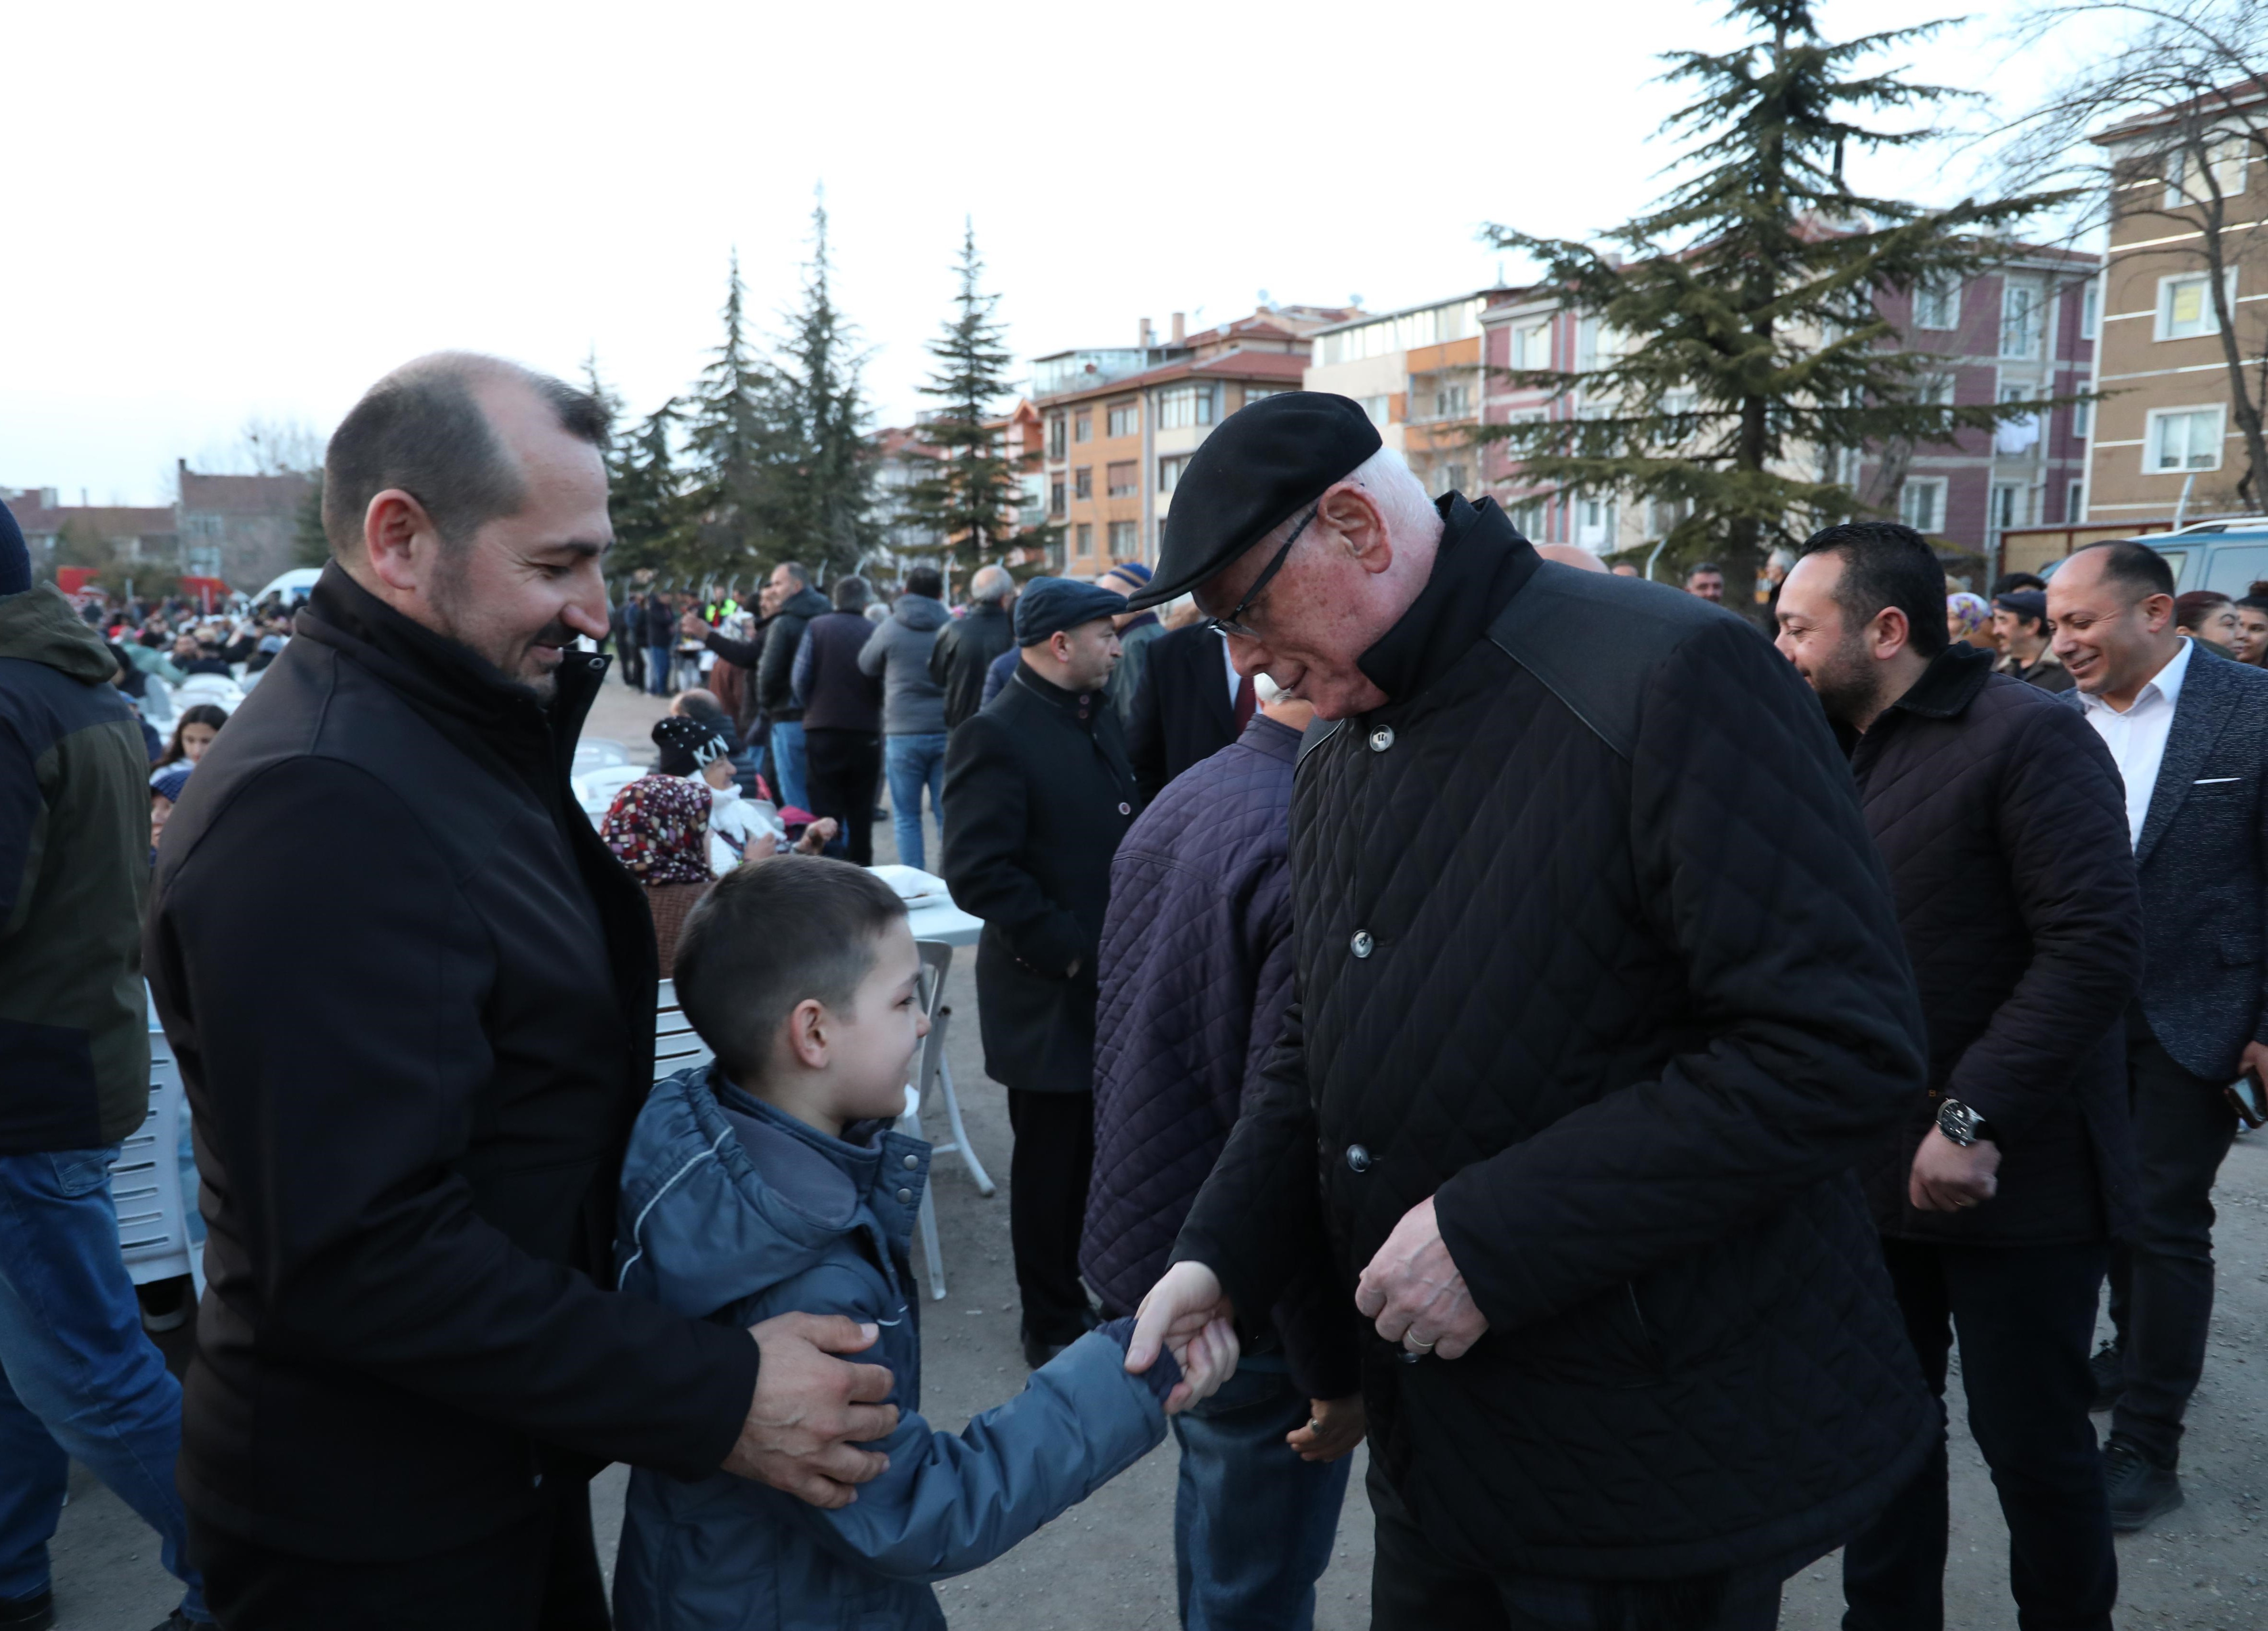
1369, 726, 1395, 753
1345, 1143, 1371, 1173
1350, 930, 1374, 959
896, 1188, 914, 1205
1118, 802, 1132, 815
901, 1153, 918, 1171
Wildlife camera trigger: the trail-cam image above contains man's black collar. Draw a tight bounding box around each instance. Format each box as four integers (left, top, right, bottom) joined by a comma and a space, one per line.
1011, 662, 1107, 715
1357, 494, 1538, 707
1889, 641, 1995, 721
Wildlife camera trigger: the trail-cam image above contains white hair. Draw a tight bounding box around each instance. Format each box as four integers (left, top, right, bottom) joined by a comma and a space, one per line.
970, 564, 1013, 604
1260, 444, 1441, 552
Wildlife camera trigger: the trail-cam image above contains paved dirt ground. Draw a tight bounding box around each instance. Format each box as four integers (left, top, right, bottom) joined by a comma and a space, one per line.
43, 675, 2268, 1628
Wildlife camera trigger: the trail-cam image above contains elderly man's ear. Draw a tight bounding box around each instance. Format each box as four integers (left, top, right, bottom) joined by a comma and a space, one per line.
1318, 483, 1395, 576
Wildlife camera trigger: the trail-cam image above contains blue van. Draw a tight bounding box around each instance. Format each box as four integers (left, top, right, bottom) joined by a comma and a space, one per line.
2042, 520, 2268, 595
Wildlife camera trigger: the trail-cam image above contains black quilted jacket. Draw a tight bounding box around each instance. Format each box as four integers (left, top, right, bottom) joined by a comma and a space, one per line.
1841, 643, 2141, 1245
1175, 497, 1935, 1581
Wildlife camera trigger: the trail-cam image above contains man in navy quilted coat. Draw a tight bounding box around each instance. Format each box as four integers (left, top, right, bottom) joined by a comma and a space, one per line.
1123, 393, 1935, 1630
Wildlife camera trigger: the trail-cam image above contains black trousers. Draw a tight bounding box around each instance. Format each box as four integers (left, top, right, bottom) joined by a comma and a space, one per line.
1841, 1237, 2114, 1631
189, 1482, 607, 1631
618, 638, 645, 689
1369, 1462, 1788, 1631
1004, 1087, 1095, 1344
802, 727, 882, 867
2107, 1029, 2240, 1465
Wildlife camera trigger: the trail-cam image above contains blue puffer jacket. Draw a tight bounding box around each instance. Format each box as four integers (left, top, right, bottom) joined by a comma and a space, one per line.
613, 1066, 1176, 1631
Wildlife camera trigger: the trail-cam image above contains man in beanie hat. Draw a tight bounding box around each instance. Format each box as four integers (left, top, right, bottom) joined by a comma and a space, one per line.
941, 577, 1142, 1368
1097, 561, 1164, 726
1124, 394, 1933, 1625
0, 498, 215, 1629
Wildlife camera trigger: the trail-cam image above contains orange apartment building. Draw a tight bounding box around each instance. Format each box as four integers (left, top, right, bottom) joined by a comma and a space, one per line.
1033, 306, 1348, 578
2082, 89, 2268, 530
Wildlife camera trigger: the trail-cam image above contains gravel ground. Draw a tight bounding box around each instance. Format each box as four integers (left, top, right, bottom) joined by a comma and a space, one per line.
42, 679, 2268, 1628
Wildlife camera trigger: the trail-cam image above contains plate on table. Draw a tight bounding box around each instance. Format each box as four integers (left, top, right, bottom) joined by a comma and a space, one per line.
868, 864, 951, 907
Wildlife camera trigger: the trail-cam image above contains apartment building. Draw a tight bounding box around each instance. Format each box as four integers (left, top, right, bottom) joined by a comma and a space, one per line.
2083, 91, 2268, 529
175, 461, 315, 590
1477, 250, 2095, 566
1034, 305, 1347, 577
1303, 290, 1512, 500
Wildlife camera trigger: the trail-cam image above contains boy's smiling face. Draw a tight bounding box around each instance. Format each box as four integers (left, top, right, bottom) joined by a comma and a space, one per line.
766, 916, 929, 1137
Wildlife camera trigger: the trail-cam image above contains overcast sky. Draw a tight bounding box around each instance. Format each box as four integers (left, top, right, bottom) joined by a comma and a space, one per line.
8, 0, 2108, 505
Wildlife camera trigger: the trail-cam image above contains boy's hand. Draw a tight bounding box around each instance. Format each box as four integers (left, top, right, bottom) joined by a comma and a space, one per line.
1287, 1394, 1366, 1462
1162, 1317, 1240, 1417
1128, 1261, 1237, 1412
724, 1313, 899, 1508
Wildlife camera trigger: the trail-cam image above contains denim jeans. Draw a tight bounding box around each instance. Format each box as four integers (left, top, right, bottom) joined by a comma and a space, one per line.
1842, 1238, 2114, 1631
0, 1147, 208, 1621
1171, 1352, 1350, 1631
769, 720, 810, 816
884, 733, 948, 871
646, 645, 673, 697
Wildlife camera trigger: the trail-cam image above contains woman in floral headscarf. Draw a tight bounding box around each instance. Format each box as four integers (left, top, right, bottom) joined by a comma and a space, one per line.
601, 771, 714, 976
1945, 590, 1997, 652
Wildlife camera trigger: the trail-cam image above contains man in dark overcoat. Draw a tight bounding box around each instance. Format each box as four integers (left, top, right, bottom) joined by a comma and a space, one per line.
940, 577, 1139, 1369
1126, 393, 1936, 1630
1776, 522, 2141, 1631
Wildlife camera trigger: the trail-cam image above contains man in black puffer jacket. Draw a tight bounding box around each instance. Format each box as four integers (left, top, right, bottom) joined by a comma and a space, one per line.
1776, 523, 2140, 1631
1125, 394, 1934, 1630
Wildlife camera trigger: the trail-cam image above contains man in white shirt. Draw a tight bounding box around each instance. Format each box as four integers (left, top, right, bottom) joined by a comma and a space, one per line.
2049, 540, 2268, 1533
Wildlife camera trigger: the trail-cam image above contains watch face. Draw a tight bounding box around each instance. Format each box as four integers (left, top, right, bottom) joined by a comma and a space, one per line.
1939, 1101, 1975, 1143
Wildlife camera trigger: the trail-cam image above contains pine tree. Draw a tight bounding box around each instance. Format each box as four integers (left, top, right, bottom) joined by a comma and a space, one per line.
608, 400, 695, 579
770, 196, 880, 581
1480, 0, 2083, 602
681, 251, 782, 584
292, 475, 330, 568
904, 223, 1033, 592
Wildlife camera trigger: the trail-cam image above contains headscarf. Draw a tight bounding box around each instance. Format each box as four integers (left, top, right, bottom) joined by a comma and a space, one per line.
601, 774, 713, 886
1945, 592, 1990, 639
652, 714, 733, 777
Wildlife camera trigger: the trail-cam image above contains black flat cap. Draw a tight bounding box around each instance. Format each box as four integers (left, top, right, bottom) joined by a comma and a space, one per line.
1014, 576, 1127, 646
1127, 391, 1382, 611
1993, 589, 2048, 622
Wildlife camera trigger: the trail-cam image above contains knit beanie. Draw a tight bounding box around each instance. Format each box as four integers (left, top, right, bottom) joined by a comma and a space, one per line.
0, 499, 29, 596
652, 715, 732, 777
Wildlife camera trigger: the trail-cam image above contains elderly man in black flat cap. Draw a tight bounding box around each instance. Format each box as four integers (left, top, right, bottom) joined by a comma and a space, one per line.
940, 577, 1142, 1369
1123, 393, 1937, 1629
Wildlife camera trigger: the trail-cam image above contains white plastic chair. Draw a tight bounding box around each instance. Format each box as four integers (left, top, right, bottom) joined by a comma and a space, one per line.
655, 978, 715, 1076
575, 764, 646, 825
572, 739, 629, 777
115, 1022, 205, 1298
895, 940, 996, 1300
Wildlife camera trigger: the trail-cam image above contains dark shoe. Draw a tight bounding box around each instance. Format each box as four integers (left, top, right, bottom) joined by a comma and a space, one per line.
149, 1613, 213, 1631
2089, 1337, 2125, 1412
1021, 1329, 1075, 1370
0, 1591, 54, 1631
2104, 1434, 2184, 1531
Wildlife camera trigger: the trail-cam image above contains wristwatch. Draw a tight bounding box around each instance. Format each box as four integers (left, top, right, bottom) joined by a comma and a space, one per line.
1936, 1098, 2000, 1148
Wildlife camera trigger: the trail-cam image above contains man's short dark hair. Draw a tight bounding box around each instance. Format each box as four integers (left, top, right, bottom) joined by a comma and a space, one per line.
1989, 571, 2047, 598
1688, 561, 1723, 579
674, 858, 908, 1084
2175, 590, 2232, 630
832, 576, 872, 613
905, 566, 943, 600
775, 561, 810, 589
1797, 520, 1950, 658
2067, 539, 2174, 601
322, 352, 609, 558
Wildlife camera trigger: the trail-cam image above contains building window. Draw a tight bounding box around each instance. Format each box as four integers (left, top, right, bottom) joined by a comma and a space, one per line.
1432, 384, 1470, 419
1914, 278, 1960, 331
1049, 480, 1066, 516
1106, 461, 1138, 498
1989, 482, 2025, 536
1442, 462, 1469, 494
1158, 455, 1188, 494
1074, 466, 1093, 499
1106, 401, 1139, 438
1914, 374, 1955, 407
2156, 269, 2236, 341
1515, 322, 1552, 369
1360, 394, 1391, 426
1576, 494, 1615, 547
1048, 417, 1067, 459
2166, 134, 2252, 208
1242, 386, 1285, 407
1074, 414, 1092, 443
1156, 386, 1215, 430
2073, 397, 2092, 439
1507, 497, 1549, 538
2147, 405, 2225, 472
1999, 281, 2042, 359
2067, 479, 2086, 523
1900, 478, 1946, 533
1576, 316, 1600, 372
1107, 520, 1137, 557
1075, 523, 1094, 557
2080, 279, 2100, 340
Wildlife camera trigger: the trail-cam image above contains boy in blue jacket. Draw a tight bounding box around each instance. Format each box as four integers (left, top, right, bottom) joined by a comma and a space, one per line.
614, 857, 1235, 1631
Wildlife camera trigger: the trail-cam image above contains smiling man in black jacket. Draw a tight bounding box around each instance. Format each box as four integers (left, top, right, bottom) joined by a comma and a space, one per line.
146, 354, 898, 1630
1126, 394, 1933, 1630
1777, 522, 2140, 1631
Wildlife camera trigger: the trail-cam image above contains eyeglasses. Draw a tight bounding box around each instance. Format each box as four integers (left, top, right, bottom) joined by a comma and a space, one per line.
1201, 507, 1317, 640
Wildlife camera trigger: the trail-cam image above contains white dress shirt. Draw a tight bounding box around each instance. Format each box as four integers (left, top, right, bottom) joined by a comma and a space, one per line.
2077, 636, 2196, 849
1214, 627, 1241, 710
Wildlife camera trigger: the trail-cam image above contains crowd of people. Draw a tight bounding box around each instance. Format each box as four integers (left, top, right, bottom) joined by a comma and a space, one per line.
2, 354, 2265, 1631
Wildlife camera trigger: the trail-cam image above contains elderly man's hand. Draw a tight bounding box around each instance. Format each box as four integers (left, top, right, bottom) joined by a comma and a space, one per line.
723, 1313, 899, 1508
1355, 1196, 1488, 1360
1127, 1261, 1238, 1413
1287, 1394, 1366, 1462
1909, 1127, 2000, 1213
